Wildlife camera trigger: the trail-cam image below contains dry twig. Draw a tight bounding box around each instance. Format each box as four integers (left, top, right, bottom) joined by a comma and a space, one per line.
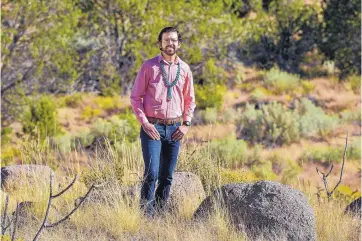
11, 202, 19, 241
316, 132, 348, 201
1, 194, 11, 235
33, 174, 97, 241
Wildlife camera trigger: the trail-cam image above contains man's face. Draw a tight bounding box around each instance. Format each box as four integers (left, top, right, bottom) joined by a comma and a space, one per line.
160, 31, 181, 56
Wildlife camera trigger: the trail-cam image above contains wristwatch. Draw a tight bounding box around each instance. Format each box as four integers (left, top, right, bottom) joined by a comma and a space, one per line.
183, 121, 191, 126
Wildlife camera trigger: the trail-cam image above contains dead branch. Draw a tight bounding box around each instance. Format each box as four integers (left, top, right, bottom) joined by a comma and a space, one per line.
11, 202, 19, 241
316, 132, 348, 201
33, 173, 97, 241
1, 194, 11, 235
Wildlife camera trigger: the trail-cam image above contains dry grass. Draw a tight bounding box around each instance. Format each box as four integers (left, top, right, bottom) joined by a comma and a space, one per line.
313, 199, 361, 241
5, 186, 361, 241
2, 75, 361, 240
2, 140, 361, 241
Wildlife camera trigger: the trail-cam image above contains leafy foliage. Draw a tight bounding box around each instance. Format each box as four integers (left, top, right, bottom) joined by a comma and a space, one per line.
208, 135, 249, 168
220, 168, 257, 185
319, 0, 361, 78
22, 95, 63, 141
237, 0, 322, 73
238, 102, 300, 146
1, 0, 84, 123
195, 84, 227, 109
263, 67, 301, 94
295, 98, 339, 138
237, 98, 340, 146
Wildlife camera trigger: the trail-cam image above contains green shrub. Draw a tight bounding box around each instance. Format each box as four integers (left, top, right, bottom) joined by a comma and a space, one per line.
1, 235, 24, 241
250, 87, 272, 101
347, 75, 361, 93
340, 109, 361, 124
195, 84, 226, 109
263, 67, 301, 94
280, 159, 302, 184
251, 162, 278, 181
22, 95, 63, 141
89, 114, 139, 144
347, 138, 361, 161
118, 109, 140, 143
81, 106, 102, 121
301, 81, 315, 95
208, 135, 249, 168
237, 99, 341, 145
300, 140, 360, 164
238, 102, 300, 146
221, 107, 239, 123
334, 185, 361, 203
220, 168, 257, 185
295, 98, 339, 138
301, 146, 342, 164
58, 93, 84, 108
94, 96, 123, 112
1, 146, 21, 167
52, 130, 94, 153
1, 127, 12, 146
90, 117, 127, 142
198, 107, 218, 124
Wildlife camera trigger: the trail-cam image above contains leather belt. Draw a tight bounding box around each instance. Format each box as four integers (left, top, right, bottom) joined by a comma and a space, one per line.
147, 116, 182, 125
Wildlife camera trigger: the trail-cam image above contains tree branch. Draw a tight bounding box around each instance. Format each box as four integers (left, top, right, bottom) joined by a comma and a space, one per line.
33, 173, 98, 241
316, 132, 348, 200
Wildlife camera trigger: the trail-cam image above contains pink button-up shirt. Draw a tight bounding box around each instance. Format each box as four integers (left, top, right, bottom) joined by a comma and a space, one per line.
130, 54, 196, 125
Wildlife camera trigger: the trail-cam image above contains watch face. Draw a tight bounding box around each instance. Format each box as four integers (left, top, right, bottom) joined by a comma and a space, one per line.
184, 121, 191, 126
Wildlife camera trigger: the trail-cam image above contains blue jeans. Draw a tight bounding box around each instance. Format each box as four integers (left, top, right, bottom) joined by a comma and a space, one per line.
140, 122, 181, 212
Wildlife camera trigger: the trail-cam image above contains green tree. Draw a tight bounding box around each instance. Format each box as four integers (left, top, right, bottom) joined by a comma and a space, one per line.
237, 0, 322, 73
1, 0, 84, 125
319, 0, 361, 79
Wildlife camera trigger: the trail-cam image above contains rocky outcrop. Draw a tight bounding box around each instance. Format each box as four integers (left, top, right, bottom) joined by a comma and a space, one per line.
194, 181, 316, 241
345, 197, 361, 219
168, 172, 206, 213
1, 164, 55, 194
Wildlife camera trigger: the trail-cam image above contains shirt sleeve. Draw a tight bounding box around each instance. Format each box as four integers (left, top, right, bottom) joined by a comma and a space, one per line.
183, 67, 196, 122
130, 63, 149, 125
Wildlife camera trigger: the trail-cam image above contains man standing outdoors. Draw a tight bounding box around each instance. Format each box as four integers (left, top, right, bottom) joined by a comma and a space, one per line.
130, 27, 196, 214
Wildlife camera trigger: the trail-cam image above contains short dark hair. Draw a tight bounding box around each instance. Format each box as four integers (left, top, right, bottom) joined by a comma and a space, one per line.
158, 27, 182, 42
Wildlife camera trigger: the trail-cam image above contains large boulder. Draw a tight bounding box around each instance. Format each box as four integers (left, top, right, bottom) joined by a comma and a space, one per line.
194, 181, 316, 241
344, 197, 361, 218
168, 172, 206, 213
1, 165, 55, 198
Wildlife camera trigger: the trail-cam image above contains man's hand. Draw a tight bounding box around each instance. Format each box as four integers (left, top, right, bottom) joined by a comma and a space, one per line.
142, 122, 161, 140
171, 125, 189, 141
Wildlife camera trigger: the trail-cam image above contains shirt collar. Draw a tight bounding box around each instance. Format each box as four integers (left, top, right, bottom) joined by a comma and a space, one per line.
158, 54, 180, 65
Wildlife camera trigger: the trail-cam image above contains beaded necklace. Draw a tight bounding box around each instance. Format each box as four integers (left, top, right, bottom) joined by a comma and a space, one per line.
159, 60, 180, 100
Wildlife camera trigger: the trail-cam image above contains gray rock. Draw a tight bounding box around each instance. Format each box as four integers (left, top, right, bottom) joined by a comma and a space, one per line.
344, 197, 361, 218
194, 181, 316, 241
77, 180, 138, 206
14, 201, 38, 226
168, 172, 206, 213
1, 164, 55, 193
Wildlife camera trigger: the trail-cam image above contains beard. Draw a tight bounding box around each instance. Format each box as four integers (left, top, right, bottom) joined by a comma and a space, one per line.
160, 45, 177, 56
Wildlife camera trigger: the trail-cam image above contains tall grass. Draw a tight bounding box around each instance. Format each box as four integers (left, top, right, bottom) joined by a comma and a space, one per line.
2, 137, 361, 241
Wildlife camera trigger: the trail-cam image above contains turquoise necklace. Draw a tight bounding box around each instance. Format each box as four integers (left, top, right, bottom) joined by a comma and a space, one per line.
160, 60, 180, 100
